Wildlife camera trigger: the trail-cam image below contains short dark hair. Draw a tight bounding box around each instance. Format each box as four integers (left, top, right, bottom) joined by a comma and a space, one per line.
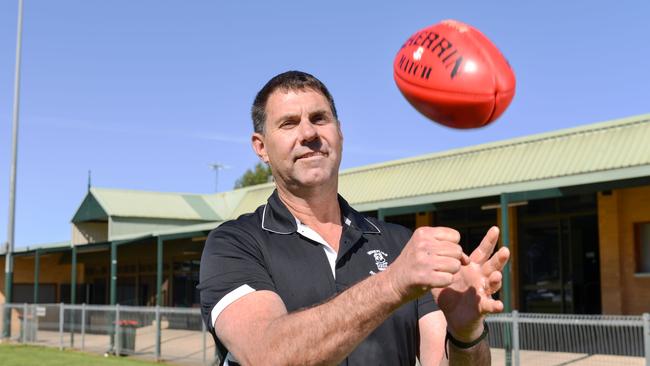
251, 71, 338, 134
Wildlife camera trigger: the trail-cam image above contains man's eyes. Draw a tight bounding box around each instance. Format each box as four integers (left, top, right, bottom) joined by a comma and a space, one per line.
279, 119, 299, 128
311, 114, 331, 124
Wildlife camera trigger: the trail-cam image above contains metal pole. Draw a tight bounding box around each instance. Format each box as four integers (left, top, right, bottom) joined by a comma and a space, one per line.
110, 242, 116, 305
500, 193, 512, 366
70, 245, 77, 347
58, 303, 64, 350
155, 305, 161, 361
71, 246, 77, 304
512, 310, 520, 366
81, 303, 86, 351
156, 236, 163, 361
33, 249, 39, 303
115, 303, 121, 356
109, 241, 117, 352
202, 318, 207, 365
157, 237, 163, 306
21, 302, 26, 343
3, 0, 25, 340
643, 313, 650, 366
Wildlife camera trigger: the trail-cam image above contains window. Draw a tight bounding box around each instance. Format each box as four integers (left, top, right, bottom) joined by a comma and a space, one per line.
636, 222, 650, 273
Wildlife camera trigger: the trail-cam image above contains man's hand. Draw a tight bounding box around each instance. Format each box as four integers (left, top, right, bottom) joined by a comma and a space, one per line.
433, 226, 510, 342
386, 227, 470, 302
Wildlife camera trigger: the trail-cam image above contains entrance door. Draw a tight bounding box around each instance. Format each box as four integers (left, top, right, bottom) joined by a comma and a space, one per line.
518, 215, 600, 314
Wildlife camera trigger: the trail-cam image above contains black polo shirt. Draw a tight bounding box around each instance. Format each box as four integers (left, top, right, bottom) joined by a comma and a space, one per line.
199, 190, 438, 365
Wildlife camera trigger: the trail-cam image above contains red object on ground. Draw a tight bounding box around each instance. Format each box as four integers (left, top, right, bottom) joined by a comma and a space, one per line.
394, 20, 516, 129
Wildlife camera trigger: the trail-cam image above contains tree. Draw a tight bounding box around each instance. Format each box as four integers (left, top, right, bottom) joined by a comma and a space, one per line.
234, 162, 273, 188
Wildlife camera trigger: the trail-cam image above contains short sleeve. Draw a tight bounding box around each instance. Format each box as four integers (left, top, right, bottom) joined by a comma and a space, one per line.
198, 222, 276, 333
417, 292, 439, 319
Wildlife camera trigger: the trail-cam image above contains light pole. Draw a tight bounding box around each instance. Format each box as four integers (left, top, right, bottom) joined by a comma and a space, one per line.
208, 163, 229, 192
4, 0, 24, 339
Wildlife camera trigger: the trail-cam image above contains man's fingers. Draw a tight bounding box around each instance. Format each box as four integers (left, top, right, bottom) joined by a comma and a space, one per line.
426, 226, 461, 243
469, 226, 500, 264
486, 271, 502, 294
425, 240, 464, 260
430, 256, 462, 274
482, 246, 510, 276
480, 298, 504, 314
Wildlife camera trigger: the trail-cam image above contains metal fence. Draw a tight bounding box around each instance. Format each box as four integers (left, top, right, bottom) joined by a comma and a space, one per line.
1, 304, 649, 366
1, 303, 218, 365
486, 311, 650, 366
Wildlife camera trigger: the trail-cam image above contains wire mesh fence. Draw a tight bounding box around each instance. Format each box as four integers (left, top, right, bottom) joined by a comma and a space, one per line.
487, 311, 650, 366
1, 304, 649, 365
1, 303, 218, 365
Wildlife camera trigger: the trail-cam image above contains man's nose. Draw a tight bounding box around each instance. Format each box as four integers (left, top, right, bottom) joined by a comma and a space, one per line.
298, 119, 318, 142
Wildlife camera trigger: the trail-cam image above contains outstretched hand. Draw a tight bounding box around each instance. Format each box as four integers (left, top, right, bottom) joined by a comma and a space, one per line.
432, 226, 510, 342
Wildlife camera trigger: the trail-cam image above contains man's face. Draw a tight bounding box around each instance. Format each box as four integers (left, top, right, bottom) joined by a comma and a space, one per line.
252, 88, 343, 189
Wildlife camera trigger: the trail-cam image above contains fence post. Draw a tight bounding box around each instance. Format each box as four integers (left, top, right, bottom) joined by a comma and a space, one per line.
115, 304, 121, 356
643, 313, 650, 366
59, 303, 64, 350
202, 318, 207, 365
21, 303, 27, 343
512, 310, 520, 366
155, 305, 161, 361
81, 303, 86, 351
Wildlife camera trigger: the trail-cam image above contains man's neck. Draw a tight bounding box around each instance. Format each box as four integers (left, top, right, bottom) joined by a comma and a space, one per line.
276, 184, 341, 227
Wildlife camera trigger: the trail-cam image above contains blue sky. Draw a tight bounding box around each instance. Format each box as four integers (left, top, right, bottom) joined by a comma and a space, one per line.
0, 1, 649, 248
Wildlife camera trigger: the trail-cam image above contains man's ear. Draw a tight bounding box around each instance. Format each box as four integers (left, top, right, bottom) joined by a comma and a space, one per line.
251, 132, 269, 163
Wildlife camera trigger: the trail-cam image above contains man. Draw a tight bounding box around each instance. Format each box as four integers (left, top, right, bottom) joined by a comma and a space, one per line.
199, 71, 510, 365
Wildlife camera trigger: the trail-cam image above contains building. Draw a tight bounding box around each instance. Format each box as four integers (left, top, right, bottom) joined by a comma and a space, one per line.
1, 113, 650, 315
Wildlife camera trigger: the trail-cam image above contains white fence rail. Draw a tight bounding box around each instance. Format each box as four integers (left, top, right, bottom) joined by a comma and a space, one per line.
2, 304, 649, 366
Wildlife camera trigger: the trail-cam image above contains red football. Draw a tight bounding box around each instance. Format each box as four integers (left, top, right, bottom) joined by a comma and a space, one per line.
393, 20, 516, 129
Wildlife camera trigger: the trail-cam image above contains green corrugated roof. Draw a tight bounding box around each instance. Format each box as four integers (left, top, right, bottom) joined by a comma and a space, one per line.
62, 113, 650, 245
72, 188, 222, 222
339, 113, 650, 210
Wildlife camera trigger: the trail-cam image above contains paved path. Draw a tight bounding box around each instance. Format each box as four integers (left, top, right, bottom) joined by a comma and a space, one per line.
13, 329, 648, 365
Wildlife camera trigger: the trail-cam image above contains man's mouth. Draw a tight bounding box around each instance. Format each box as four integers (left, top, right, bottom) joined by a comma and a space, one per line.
297, 151, 327, 160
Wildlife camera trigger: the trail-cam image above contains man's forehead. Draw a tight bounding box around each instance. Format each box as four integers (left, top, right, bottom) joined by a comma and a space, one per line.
266, 88, 332, 117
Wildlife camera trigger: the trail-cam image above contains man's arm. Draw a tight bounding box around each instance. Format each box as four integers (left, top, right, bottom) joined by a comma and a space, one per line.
419, 311, 491, 366
215, 227, 467, 365
419, 310, 447, 366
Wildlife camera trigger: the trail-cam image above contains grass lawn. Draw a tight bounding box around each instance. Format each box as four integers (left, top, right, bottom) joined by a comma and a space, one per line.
0, 344, 160, 366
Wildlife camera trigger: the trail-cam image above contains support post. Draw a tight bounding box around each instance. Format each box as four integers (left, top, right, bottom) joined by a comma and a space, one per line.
70, 245, 77, 347
21, 302, 27, 343
110, 242, 117, 306
512, 310, 520, 366
155, 305, 161, 361
643, 313, 649, 366
58, 303, 64, 350
33, 249, 40, 303
156, 236, 163, 360
71, 245, 77, 305
202, 319, 207, 365
500, 193, 512, 366
115, 304, 121, 356
3, 0, 24, 340
81, 303, 86, 351
377, 209, 385, 221
109, 241, 117, 352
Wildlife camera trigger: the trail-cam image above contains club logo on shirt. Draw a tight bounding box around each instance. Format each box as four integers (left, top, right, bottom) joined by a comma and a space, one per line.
367, 249, 389, 275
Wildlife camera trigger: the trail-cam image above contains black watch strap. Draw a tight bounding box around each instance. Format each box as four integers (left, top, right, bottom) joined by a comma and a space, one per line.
445, 322, 489, 358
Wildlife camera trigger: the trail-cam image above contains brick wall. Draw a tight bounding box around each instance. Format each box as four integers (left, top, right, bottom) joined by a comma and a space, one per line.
598, 186, 650, 315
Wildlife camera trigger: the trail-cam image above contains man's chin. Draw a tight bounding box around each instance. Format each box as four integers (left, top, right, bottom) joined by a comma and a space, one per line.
292, 172, 335, 189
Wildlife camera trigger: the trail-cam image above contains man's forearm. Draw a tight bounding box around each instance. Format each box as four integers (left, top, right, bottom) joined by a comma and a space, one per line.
256, 269, 406, 365
448, 338, 491, 366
